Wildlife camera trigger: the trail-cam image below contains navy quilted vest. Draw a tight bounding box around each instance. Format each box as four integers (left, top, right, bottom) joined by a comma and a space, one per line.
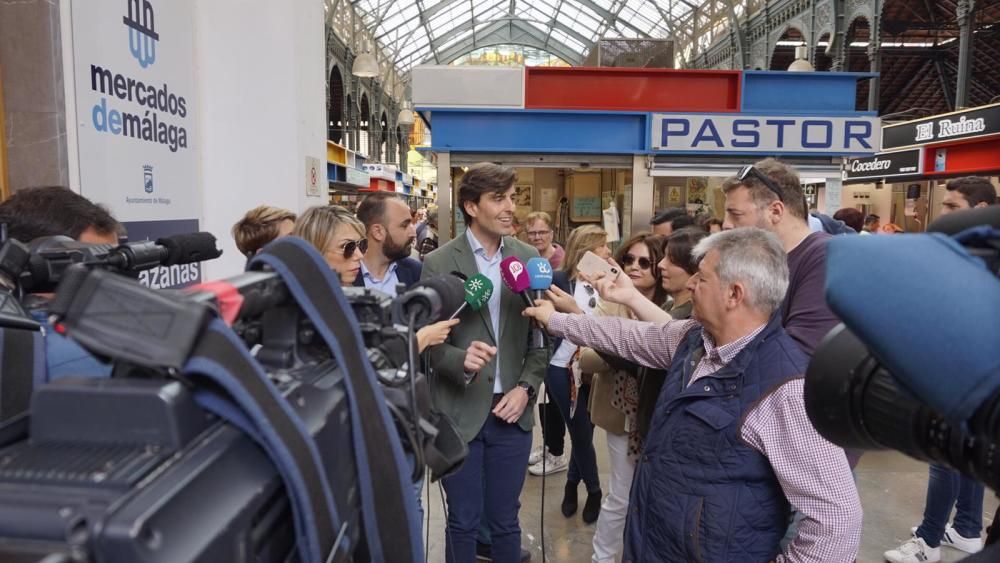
623, 314, 808, 563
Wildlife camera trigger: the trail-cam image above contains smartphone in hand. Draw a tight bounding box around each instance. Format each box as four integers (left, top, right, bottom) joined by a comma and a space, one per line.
576, 251, 619, 279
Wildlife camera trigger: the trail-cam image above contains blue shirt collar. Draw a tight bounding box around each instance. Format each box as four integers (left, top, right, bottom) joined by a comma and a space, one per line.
360, 259, 399, 281
465, 228, 504, 259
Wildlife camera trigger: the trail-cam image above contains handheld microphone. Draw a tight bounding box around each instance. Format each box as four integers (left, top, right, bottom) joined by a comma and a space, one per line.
526, 257, 554, 303
448, 273, 493, 320
500, 256, 534, 308
500, 256, 548, 349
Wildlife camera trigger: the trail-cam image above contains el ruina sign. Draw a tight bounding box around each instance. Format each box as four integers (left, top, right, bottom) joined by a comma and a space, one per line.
843, 149, 923, 182
882, 103, 1000, 150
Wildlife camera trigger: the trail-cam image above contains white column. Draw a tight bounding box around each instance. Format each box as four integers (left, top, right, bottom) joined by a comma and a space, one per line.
194, 0, 326, 279
631, 155, 654, 235
436, 151, 452, 241
824, 177, 843, 215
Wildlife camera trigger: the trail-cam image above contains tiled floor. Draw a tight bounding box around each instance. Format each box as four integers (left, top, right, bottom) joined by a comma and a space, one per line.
420, 428, 998, 562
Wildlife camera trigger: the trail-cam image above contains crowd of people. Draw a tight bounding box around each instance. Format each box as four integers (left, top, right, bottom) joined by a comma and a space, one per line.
0, 160, 996, 563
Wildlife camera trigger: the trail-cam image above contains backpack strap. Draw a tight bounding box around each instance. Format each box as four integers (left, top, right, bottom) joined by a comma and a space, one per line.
250, 237, 421, 563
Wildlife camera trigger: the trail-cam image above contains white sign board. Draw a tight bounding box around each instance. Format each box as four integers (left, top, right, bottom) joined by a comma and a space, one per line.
71, 0, 198, 225
306, 156, 322, 196
651, 114, 880, 156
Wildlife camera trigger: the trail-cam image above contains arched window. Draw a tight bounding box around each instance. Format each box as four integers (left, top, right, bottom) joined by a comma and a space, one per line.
328, 66, 344, 143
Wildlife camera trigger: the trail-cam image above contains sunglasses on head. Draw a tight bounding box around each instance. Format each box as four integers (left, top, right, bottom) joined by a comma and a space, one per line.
622, 253, 652, 270
338, 238, 368, 258
737, 165, 785, 203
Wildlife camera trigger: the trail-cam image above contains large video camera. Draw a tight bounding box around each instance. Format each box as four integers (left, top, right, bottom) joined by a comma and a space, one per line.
0, 235, 467, 562
804, 206, 1000, 551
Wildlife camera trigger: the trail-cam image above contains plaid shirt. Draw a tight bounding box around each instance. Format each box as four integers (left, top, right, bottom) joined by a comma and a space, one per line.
548, 313, 862, 563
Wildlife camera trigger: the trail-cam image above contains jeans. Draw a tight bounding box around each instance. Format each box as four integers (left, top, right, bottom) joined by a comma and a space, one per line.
591, 431, 635, 563
545, 365, 600, 492
442, 401, 532, 563
540, 395, 567, 456
915, 464, 986, 548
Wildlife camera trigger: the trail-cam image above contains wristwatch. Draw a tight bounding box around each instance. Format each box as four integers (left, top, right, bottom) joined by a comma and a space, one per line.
516, 382, 536, 399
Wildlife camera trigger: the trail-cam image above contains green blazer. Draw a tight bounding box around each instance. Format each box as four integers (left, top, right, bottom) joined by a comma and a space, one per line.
420, 232, 549, 443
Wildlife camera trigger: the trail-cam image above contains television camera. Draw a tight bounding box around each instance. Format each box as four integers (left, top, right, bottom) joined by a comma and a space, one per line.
0, 234, 466, 563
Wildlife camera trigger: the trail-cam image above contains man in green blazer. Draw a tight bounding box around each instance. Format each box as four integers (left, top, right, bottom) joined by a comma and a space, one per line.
421, 163, 548, 563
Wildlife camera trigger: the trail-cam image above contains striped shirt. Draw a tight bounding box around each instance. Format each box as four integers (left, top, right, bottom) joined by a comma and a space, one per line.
548, 312, 862, 563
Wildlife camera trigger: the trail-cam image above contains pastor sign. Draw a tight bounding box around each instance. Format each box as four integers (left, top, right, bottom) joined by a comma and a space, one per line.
651, 114, 879, 155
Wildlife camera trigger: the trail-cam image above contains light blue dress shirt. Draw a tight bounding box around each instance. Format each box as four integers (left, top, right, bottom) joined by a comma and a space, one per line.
465, 228, 504, 394
360, 259, 402, 297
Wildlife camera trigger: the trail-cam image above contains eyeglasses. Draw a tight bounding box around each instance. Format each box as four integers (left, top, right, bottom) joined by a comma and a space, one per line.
737, 165, 785, 203
336, 238, 368, 258
621, 254, 652, 270
526, 230, 552, 238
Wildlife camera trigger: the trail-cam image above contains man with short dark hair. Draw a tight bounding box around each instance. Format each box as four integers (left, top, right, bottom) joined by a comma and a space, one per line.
0, 186, 121, 245
421, 162, 547, 563
354, 191, 421, 296
650, 208, 690, 236
0, 186, 123, 381
833, 207, 864, 233
884, 177, 996, 562
942, 176, 998, 214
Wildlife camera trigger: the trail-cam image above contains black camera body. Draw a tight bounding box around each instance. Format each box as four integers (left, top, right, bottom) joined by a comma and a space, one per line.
0, 236, 466, 563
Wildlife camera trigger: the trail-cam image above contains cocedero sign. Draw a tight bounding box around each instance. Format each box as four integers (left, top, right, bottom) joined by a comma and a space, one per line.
843, 148, 923, 182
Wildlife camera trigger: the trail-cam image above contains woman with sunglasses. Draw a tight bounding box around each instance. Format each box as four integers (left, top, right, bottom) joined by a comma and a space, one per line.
532, 225, 610, 523
293, 205, 456, 351
576, 232, 668, 562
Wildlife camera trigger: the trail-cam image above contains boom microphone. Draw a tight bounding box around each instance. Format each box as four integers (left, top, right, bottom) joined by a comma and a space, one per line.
156, 232, 225, 266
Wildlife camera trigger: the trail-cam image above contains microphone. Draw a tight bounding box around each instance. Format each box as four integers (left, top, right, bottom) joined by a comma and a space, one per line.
392, 274, 465, 328
526, 257, 554, 303
155, 232, 224, 266
448, 273, 493, 320
500, 256, 548, 348
500, 256, 534, 308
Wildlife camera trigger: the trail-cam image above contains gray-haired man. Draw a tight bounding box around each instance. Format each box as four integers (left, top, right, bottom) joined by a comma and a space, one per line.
524, 228, 861, 563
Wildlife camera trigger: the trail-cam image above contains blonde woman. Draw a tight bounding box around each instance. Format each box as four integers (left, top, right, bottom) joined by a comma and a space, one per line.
294, 205, 455, 351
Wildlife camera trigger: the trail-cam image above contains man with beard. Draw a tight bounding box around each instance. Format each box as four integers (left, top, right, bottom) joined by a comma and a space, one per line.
355, 191, 422, 296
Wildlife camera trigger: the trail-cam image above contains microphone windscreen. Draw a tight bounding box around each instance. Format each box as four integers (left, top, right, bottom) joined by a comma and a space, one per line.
526, 257, 554, 290
499, 256, 530, 293
156, 232, 223, 266
928, 205, 1000, 236
462, 273, 494, 311
409, 275, 466, 321
826, 234, 1000, 422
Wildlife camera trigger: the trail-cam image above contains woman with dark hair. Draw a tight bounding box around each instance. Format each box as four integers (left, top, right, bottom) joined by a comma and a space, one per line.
578, 232, 668, 562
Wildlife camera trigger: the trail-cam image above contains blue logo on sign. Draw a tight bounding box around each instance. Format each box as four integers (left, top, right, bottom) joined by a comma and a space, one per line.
143, 164, 154, 193
124, 0, 158, 68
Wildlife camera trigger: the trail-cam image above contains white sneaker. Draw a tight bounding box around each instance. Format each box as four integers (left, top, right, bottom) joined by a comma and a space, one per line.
528, 451, 568, 476
910, 525, 983, 554
528, 445, 545, 466
884, 537, 941, 563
